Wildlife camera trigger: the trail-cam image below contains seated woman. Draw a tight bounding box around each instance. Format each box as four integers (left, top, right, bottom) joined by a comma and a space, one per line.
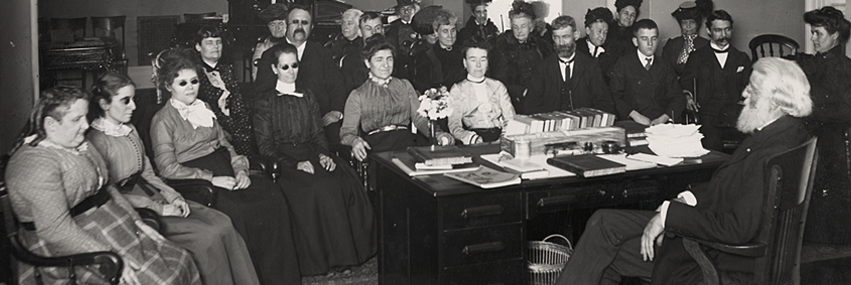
412, 8, 465, 93
195, 25, 255, 157
253, 43, 376, 276
6, 86, 200, 285
341, 35, 454, 161
86, 72, 260, 285
149, 48, 301, 285
448, 37, 516, 144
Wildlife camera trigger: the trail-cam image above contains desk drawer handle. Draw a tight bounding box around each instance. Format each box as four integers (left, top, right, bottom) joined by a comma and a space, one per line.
462, 241, 505, 255
461, 205, 504, 219
537, 195, 576, 207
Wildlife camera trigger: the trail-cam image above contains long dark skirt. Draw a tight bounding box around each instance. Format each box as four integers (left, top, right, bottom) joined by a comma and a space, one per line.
276, 143, 377, 275
804, 122, 851, 244
183, 149, 301, 284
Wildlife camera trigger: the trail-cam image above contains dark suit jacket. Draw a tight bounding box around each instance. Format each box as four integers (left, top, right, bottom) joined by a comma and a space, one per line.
661, 35, 709, 75
525, 52, 615, 115
654, 116, 809, 284
576, 37, 619, 84
609, 53, 685, 122
680, 45, 751, 117
254, 41, 347, 115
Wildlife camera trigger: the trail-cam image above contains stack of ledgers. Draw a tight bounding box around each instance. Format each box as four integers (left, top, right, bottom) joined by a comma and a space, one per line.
645, 124, 709, 158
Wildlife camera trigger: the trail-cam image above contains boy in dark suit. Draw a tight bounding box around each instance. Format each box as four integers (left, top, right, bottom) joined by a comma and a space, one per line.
526, 15, 613, 114
609, 19, 685, 125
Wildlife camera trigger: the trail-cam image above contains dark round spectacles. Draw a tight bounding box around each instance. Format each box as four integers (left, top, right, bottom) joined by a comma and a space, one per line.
279, 63, 299, 70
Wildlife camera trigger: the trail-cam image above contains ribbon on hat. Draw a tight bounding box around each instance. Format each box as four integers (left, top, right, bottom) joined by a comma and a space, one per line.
170, 99, 216, 129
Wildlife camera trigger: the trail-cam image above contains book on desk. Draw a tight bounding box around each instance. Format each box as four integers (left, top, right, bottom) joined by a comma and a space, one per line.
407, 145, 473, 166
547, 154, 627, 178
443, 165, 522, 189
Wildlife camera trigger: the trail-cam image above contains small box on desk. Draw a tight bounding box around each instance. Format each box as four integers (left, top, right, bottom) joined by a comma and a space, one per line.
501, 127, 626, 158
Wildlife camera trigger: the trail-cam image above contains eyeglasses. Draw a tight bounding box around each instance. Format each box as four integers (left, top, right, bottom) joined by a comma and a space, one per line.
177, 79, 199, 87
290, 19, 310, 26
279, 63, 299, 70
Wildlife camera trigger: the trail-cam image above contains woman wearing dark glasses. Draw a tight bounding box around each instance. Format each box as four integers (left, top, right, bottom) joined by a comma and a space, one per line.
253, 42, 376, 277
149, 48, 302, 284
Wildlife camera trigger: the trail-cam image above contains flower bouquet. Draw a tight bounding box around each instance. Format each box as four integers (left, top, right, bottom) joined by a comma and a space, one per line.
417, 86, 453, 145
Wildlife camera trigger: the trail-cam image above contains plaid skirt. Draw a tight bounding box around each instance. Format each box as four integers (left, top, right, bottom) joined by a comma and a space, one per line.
17, 199, 201, 285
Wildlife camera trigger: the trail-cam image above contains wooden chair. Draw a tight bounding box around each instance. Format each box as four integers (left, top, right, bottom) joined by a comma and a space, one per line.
183, 12, 217, 23
682, 137, 818, 285
1, 155, 123, 285
91, 16, 128, 75
749, 34, 799, 63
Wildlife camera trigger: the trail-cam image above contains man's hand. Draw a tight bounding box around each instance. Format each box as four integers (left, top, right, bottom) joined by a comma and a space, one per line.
352, 139, 371, 161
630, 111, 651, 126
685, 92, 700, 112
318, 153, 336, 172
641, 213, 665, 261
297, 161, 315, 174
650, 114, 671, 126
322, 111, 343, 126
234, 170, 252, 190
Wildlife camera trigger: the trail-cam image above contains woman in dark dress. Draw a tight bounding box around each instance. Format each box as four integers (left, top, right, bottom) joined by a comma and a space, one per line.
150, 48, 301, 284
795, 6, 851, 244
606, 0, 643, 60
253, 43, 376, 276
340, 35, 454, 162
194, 25, 255, 157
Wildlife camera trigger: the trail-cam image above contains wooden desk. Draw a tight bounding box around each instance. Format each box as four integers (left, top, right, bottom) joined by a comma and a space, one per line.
373, 145, 729, 284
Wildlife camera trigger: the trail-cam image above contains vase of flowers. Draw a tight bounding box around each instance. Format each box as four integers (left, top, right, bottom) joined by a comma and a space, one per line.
417, 86, 452, 148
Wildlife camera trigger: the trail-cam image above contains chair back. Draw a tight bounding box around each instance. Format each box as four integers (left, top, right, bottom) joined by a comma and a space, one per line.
749, 34, 799, 63
752, 137, 818, 284
183, 12, 217, 23
49, 17, 88, 40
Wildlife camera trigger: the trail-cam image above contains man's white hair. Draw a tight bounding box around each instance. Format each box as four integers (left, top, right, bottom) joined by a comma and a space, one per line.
750, 57, 813, 117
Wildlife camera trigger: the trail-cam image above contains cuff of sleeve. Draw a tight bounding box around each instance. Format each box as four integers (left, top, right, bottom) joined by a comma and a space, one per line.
678, 191, 698, 206
659, 200, 671, 227
200, 170, 214, 182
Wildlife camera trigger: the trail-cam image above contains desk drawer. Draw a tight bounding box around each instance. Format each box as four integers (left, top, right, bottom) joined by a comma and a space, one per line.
440, 192, 522, 231
527, 179, 660, 218
442, 259, 525, 285
441, 224, 523, 268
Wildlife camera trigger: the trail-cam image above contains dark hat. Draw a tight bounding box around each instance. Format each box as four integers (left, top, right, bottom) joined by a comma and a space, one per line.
671, 0, 713, 21
396, 0, 419, 8
411, 5, 443, 35
258, 3, 288, 23
465, 0, 492, 5
509, 1, 536, 19
614, 0, 643, 11
584, 7, 614, 27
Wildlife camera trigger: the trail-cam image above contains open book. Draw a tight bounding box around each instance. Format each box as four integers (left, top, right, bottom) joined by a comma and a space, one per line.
443, 166, 522, 189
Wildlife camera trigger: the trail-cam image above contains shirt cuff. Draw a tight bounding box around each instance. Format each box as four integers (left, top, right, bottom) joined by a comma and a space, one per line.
659, 200, 671, 227
678, 191, 698, 206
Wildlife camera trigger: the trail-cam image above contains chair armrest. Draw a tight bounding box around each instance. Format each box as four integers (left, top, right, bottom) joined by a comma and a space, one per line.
164, 178, 217, 208
249, 155, 280, 181
135, 208, 162, 232
9, 236, 123, 284
684, 236, 767, 257
329, 144, 354, 161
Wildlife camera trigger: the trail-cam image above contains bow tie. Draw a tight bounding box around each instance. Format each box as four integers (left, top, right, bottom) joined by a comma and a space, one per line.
203, 62, 220, 73
370, 76, 391, 87
712, 47, 729, 54
559, 57, 574, 64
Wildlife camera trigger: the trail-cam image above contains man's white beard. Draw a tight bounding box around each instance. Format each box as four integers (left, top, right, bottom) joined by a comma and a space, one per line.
736, 101, 773, 134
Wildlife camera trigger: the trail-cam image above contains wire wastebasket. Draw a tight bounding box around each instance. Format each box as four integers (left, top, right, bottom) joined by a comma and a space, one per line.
528, 234, 573, 285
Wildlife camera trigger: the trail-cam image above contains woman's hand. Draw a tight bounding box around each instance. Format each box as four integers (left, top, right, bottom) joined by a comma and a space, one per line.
318, 153, 336, 172
120, 259, 141, 285
234, 170, 252, 190
212, 176, 236, 190
171, 197, 190, 217
297, 161, 315, 174
352, 139, 371, 162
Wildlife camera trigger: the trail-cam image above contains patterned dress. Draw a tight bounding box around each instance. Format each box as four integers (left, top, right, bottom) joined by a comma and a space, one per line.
197, 61, 256, 157
6, 141, 201, 285
87, 119, 260, 285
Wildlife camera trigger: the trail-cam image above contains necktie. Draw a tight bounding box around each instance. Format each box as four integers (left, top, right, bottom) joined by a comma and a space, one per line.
561, 58, 574, 82
677, 35, 696, 65
593, 46, 599, 58
644, 57, 652, 70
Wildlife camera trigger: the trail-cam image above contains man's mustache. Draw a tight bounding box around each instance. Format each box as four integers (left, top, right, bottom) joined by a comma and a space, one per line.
295, 28, 306, 35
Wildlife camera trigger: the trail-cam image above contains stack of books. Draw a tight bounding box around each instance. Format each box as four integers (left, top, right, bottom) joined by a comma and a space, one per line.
614, 121, 649, 146
505, 108, 617, 135
547, 154, 627, 178
393, 146, 478, 176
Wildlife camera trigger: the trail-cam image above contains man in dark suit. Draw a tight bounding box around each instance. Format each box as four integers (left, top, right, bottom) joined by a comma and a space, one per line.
555, 57, 813, 285
255, 4, 347, 144
576, 7, 619, 84
609, 19, 685, 125
681, 10, 751, 151
340, 12, 384, 94
526, 15, 613, 114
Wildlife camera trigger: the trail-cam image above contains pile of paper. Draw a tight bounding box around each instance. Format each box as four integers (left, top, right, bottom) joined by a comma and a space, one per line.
645, 124, 709, 158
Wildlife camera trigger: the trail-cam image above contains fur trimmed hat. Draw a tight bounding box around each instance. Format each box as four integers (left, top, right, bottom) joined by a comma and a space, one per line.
584, 7, 614, 27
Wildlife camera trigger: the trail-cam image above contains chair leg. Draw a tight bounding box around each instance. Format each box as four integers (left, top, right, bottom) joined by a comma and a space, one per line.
683, 238, 721, 285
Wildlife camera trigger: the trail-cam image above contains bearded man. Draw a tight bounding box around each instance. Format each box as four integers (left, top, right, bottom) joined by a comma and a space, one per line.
555, 57, 813, 285
525, 15, 613, 114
